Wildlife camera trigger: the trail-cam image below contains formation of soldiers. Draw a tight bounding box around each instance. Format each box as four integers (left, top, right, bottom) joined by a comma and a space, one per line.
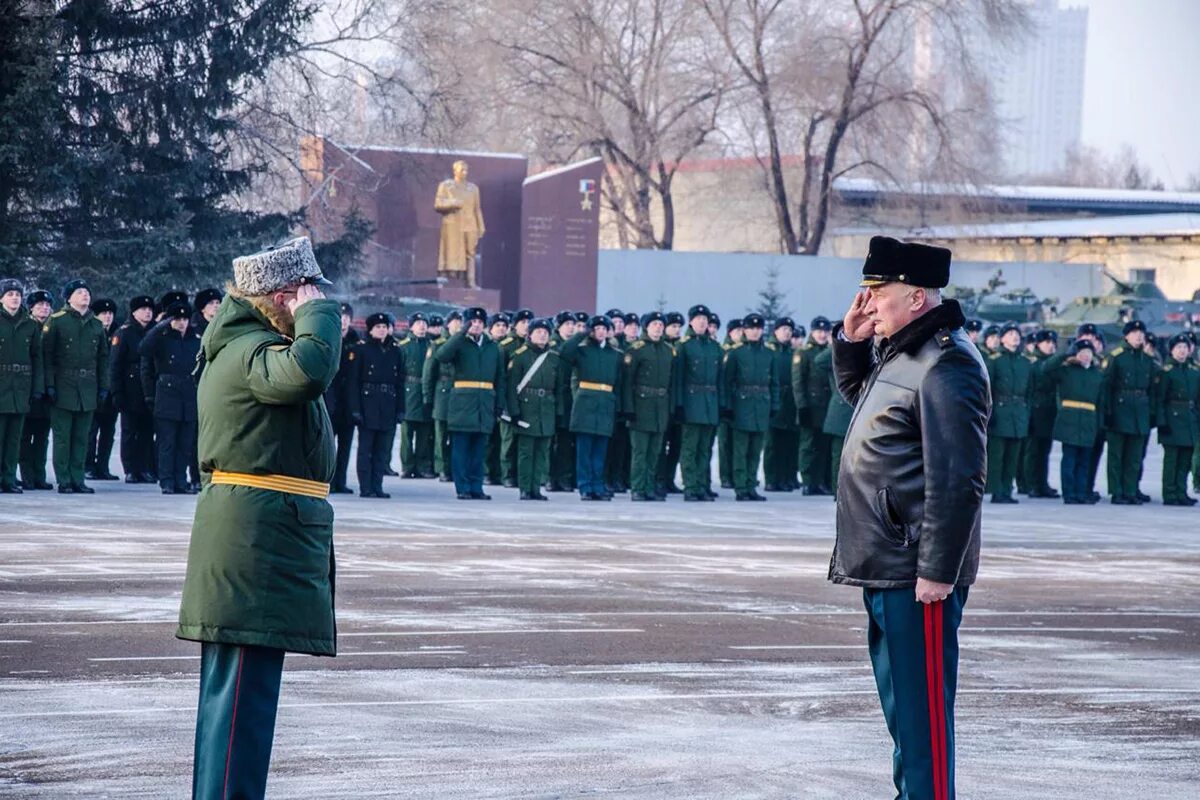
0, 279, 219, 495
3, 276, 1197, 506
971, 319, 1200, 506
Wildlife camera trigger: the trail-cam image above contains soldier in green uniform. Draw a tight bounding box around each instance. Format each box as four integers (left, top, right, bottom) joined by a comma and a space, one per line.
981, 324, 1000, 355
434, 306, 505, 500
1153, 333, 1199, 505
498, 308, 533, 487
1043, 340, 1105, 504
506, 317, 560, 500
794, 316, 834, 495
605, 311, 640, 494
561, 315, 623, 500
675, 304, 722, 501
1103, 320, 1155, 504
0, 279, 43, 493
547, 311, 578, 491
43, 279, 110, 494
424, 310, 461, 482
606, 309, 625, 346
397, 312, 436, 479
656, 310, 686, 494
984, 321, 1033, 503
18, 289, 54, 490
483, 312, 511, 485
1022, 329, 1060, 498
622, 311, 675, 501
763, 317, 798, 491
721, 312, 777, 501
814, 344, 852, 494
964, 319, 983, 347
84, 298, 121, 481
717, 317, 743, 489
1075, 324, 1108, 501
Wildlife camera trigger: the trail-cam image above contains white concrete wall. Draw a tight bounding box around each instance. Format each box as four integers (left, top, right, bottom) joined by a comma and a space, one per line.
595, 250, 1106, 327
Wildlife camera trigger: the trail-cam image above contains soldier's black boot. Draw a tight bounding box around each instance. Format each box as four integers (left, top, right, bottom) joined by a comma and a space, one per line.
57, 485, 75, 494
748, 490, 767, 501
631, 491, 651, 501
520, 490, 536, 500
73, 484, 95, 494
0, 483, 22, 494
1135, 490, 1151, 503
683, 491, 703, 502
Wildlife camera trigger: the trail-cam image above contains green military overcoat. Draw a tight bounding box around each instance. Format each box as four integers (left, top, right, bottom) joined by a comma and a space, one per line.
721, 340, 778, 433
42, 305, 109, 411
0, 306, 44, 414
559, 331, 623, 436
621, 336, 675, 433
1155, 360, 1200, 447
675, 333, 722, 426
434, 330, 505, 434
1045, 352, 1105, 447
506, 343, 561, 437
985, 348, 1033, 439
1103, 345, 1155, 435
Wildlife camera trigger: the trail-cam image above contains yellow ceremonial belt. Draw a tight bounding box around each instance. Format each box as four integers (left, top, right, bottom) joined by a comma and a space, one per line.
454, 381, 494, 389
578, 381, 614, 393
210, 470, 330, 499
1060, 399, 1096, 412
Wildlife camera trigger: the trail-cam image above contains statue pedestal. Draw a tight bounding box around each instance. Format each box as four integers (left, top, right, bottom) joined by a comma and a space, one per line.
410, 283, 501, 310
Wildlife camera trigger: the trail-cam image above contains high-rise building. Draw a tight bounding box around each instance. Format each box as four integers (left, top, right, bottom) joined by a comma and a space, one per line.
991, 0, 1088, 177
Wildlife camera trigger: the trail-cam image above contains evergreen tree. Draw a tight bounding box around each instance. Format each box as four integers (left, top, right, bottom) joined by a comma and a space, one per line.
750, 263, 793, 323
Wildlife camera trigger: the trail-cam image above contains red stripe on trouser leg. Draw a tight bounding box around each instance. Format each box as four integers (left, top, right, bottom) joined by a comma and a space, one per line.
924, 603, 947, 800
934, 601, 949, 798
222, 647, 245, 799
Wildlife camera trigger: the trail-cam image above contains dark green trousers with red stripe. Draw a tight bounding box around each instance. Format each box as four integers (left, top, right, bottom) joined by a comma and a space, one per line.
193, 642, 285, 800
864, 586, 968, 800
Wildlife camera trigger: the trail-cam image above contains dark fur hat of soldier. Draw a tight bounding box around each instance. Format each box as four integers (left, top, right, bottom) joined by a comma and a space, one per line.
233, 236, 331, 295
0, 278, 23, 297
339, 302, 354, 317
166, 302, 190, 321
488, 312, 509, 327
129, 295, 155, 313
1122, 319, 1146, 335
90, 298, 117, 315
529, 317, 552, 334
194, 288, 223, 313
572, 310, 590, 324
860, 235, 951, 289
26, 289, 53, 308
743, 312, 766, 329
62, 279, 89, 300
708, 312, 721, 328
588, 314, 612, 330
555, 310, 574, 327
365, 312, 390, 330
446, 310, 463, 322
1070, 338, 1095, 354
727, 317, 743, 331
795, 324, 807, 338
664, 311, 685, 327
408, 311, 427, 325
774, 317, 796, 331
463, 306, 488, 323
513, 308, 535, 323
640, 310, 665, 329
1168, 332, 1189, 349
622, 312, 640, 325
428, 314, 444, 327
1076, 322, 1098, 337
158, 291, 188, 314
983, 324, 1001, 338
810, 316, 832, 332
1000, 321, 1021, 336
687, 304, 711, 321
964, 318, 983, 333
605, 308, 623, 319
1035, 329, 1057, 343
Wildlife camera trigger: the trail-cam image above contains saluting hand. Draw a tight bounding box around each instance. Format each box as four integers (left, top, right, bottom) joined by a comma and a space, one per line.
842, 289, 875, 343
288, 283, 325, 314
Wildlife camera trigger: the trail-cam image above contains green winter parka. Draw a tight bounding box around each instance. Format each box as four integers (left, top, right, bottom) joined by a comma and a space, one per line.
0, 306, 44, 414
559, 331, 623, 436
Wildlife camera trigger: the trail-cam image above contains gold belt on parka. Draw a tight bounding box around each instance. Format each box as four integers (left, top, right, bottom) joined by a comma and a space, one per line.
578, 381, 613, 393
210, 470, 330, 499
1060, 400, 1096, 412
454, 381, 493, 389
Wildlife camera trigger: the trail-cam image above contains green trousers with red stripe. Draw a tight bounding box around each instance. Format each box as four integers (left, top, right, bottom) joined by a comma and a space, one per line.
193, 642, 285, 800
864, 586, 968, 800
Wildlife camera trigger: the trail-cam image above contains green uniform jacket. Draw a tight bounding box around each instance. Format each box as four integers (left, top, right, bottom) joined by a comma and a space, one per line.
768, 341, 798, 430
621, 336, 675, 433
721, 340, 778, 433
985, 348, 1033, 438
792, 341, 831, 429
675, 333, 722, 426
1044, 352, 1105, 447
0, 306, 44, 414
551, 333, 576, 430
42, 305, 109, 412
506, 343, 561, 437
397, 335, 432, 422
434, 331, 505, 433
177, 297, 342, 656
559, 331, 623, 436
423, 335, 454, 422
1102, 345, 1155, 435
1154, 360, 1200, 447
815, 346, 852, 437
1027, 350, 1058, 438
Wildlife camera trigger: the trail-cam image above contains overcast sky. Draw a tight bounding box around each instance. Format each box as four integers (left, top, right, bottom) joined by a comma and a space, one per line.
1075, 0, 1200, 188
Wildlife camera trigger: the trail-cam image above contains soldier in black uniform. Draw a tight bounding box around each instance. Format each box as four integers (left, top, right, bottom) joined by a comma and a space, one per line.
139, 302, 201, 494
157, 291, 188, 322
656, 310, 686, 494
191, 288, 223, 338
18, 290, 55, 490
83, 298, 121, 480
109, 295, 157, 483
326, 302, 359, 494
349, 312, 406, 498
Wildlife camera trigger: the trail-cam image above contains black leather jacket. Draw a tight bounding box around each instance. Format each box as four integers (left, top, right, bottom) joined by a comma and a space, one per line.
829, 300, 990, 589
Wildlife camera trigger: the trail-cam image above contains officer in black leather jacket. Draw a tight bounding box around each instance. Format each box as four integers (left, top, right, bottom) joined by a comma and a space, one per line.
830, 236, 990, 800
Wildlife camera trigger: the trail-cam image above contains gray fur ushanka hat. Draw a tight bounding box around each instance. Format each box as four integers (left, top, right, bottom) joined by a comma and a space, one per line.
233, 236, 332, 295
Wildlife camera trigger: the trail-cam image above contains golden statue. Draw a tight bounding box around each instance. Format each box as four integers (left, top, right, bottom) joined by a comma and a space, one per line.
435, 160, 486, 288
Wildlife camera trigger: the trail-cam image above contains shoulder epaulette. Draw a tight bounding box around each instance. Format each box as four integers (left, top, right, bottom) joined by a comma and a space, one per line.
50, 310, 65, 318
679, 335, 691, 344
501, 336, 514, 346
792, 352, 802, 364
765, 342, 777, 351
514, 345, 528, 356
988, 351, 1002, 359
1109, 346, 1124, 357
631, 340, 645, 350
731, 341, 743, 349
1023, 353, 1037, 362
936, 329, 954, 349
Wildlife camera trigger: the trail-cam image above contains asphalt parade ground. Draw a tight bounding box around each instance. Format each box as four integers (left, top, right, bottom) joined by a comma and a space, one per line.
1, 449, 1198, 798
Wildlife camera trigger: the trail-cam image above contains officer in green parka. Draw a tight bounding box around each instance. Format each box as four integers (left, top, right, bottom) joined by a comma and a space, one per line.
175, 236, 340, 800
984, 321, 1033, 503
507, 317, 561, 500
675, 304, 722, 501
0, 279, 43, 492
560, 315, 624, 501
424, 310, 461, 481
622, 310, 675, 501
721, 312, 778, 501
1154, 333, 1200, 505
716, 318, 743, 489
1043, 339, 1105, 504
1103, 319, 1156, 504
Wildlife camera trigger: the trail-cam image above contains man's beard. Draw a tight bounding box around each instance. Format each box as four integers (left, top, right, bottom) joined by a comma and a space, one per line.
252, 297, 296, 338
